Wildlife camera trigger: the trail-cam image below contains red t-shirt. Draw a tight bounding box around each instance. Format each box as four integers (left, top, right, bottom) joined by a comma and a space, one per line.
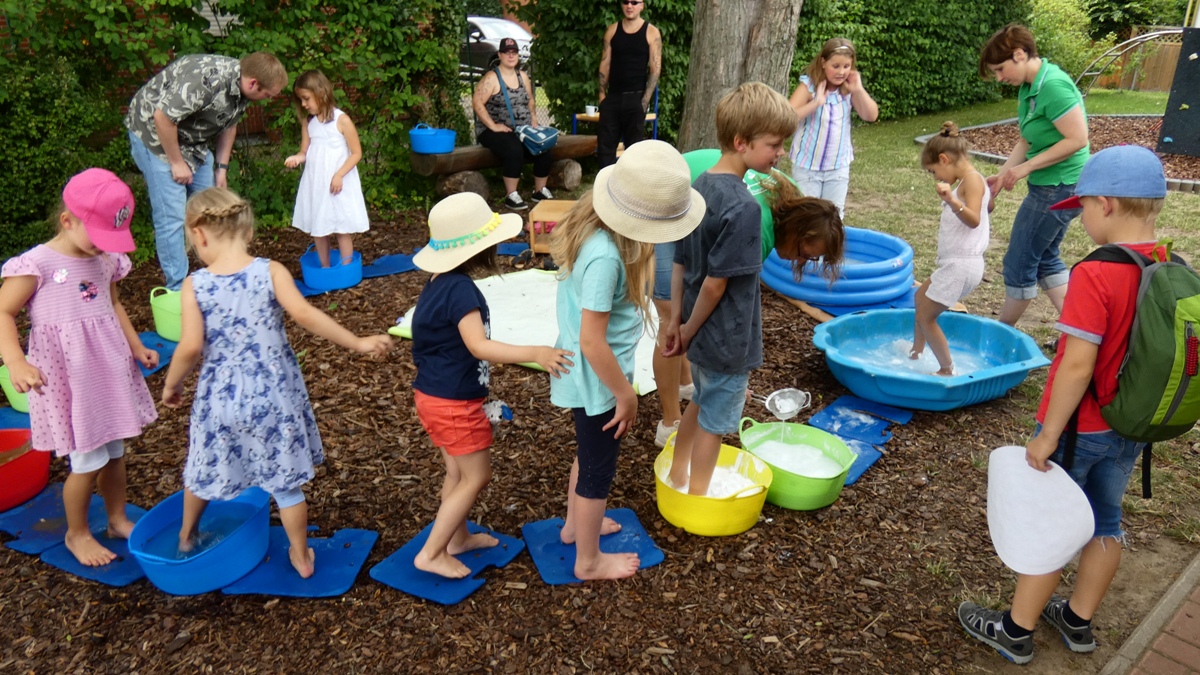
1036, 242, 1166, 432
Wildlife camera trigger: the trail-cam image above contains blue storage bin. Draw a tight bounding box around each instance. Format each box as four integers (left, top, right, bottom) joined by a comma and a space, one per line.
300, 246, 362, 291
409, 123, 456, 154
129, 487, 271, 595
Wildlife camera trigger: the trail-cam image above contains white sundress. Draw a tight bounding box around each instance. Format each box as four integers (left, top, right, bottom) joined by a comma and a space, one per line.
291, 108, 370, 237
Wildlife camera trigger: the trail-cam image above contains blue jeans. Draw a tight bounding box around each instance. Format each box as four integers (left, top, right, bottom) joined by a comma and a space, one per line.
790, 165, 850, 219
1002, 182, 1080, 301
128, 130, 214, 291
653, 242, 675, 301
1039, 424, 1144, 539
690, 364, 749, 435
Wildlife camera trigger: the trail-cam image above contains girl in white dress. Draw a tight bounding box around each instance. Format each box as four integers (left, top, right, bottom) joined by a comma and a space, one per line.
285, 70, 370, 268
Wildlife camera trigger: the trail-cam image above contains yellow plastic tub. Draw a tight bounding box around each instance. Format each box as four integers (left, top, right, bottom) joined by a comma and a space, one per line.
654, 435, 773, 537
0, 364, 29, 413
150, 287, 182, 342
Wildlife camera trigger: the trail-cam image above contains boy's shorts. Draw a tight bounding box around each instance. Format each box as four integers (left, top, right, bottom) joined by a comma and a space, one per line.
69, 439, 125, 474
414, 391, 493, 456
690, 364, 749, 435
1039, 424, 1145, 540
653, 242, 675, 302
926, 257, 984, 308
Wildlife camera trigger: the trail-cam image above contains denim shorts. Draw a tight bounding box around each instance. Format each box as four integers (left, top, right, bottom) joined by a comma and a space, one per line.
690, 364, 749, 435
653, 242, 675, 301
1002, 183, 1080, 300
1038, 424, 1145, 539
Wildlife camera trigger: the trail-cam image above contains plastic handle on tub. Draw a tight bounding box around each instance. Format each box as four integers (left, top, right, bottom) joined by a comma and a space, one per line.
725, 485, 766, 500
150, 286, 169, 299
739, 417, 761, 434
413, 123, 431, 131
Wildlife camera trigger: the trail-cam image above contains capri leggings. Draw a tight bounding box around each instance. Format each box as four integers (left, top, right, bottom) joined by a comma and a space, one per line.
572, 407, 622, 500
476, 129, 553, 180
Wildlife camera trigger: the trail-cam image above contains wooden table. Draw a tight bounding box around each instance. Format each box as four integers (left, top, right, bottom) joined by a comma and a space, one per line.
527, 199, 576, 254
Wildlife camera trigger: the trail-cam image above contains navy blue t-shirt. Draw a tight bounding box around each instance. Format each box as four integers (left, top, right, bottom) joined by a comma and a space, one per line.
411, 272, 490, 400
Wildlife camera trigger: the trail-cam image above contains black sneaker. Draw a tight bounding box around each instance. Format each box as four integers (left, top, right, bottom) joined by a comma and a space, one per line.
503, 192, 528, 211
958, 602, 1034, 665
1042, 596, 1097, 653
530, 187, 553, 202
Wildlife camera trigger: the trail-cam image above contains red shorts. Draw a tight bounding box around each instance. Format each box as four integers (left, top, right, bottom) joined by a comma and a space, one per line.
413, 390, 493, 456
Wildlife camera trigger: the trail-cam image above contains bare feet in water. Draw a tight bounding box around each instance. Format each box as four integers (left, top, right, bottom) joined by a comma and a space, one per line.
289, 545, 316, 578
65, 531, 117, 566
107, 516, 135, 540
575, 551, 640, 580
935, 366, 955, 377
559, 516, 622, 544
414, 550, 471, 579
447, 531, 498, 556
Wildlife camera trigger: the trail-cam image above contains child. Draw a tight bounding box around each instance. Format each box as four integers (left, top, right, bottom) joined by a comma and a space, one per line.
665, 82, 829, 498
910, 122, 990, 376
409, 193, 573, 579
958, 145, 1168, 665
161, 187, 392, 578
0, 168, 158, 567
549, 139, 704, 580
284, 70, 370, 268
787, 37, 879, 218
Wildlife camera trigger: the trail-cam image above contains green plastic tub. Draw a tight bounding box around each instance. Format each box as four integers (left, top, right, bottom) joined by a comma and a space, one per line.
150, 287, 182, 342
0, 364, 29, 413
738, 419, 855, 511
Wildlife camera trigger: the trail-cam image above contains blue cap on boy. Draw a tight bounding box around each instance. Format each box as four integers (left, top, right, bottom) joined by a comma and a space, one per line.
1051, 145, 1167, 211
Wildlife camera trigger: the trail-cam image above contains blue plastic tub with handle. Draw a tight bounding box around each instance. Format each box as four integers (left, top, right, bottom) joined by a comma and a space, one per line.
409, 123, 456, 154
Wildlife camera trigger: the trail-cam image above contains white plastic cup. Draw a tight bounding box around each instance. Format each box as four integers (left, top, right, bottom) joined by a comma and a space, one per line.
585, 105, 598, 115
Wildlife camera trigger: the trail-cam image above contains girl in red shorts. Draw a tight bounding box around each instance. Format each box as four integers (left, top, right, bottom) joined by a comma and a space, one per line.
410, 193, 573, 579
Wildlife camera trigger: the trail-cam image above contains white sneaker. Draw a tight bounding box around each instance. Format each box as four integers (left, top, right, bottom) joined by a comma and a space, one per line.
679, 383, 695, 401
655, 420, 679, 448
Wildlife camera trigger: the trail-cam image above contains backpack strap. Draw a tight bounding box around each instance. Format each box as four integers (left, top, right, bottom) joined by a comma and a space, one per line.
1062, 406, 1079, 472
1142, 443, 1153, 499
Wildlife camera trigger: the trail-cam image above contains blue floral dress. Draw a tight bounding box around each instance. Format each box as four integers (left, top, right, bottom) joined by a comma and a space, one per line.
182, 258, 323, 501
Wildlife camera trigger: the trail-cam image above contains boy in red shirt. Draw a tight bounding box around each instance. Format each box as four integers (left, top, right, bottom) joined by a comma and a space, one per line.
958, 145, 1169, 664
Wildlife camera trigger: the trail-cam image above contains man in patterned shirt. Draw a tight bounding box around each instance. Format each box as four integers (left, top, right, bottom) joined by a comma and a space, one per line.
125, 52, 287, 291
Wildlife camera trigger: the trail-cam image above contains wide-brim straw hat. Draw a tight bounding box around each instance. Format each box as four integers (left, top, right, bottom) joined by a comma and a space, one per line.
413, 193, 524, 273
592, 139, 705, 244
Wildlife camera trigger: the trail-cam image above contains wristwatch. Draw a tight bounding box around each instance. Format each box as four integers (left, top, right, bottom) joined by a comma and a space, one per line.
215, 162, 230, 170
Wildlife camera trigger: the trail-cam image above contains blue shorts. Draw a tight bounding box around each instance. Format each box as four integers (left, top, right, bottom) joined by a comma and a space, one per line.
653, 242, 675, 301
690, 364, 749, 435
1039, 424, 1144, 540
1002, 183, 1080, 300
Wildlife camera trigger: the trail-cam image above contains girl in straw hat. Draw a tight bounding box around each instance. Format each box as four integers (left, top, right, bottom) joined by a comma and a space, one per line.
549, 139, 705, 580
410, 193, 574, 579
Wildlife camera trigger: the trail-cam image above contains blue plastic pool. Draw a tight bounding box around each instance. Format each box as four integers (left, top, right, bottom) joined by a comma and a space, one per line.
812, 310, 1050, 411
762, 227, 915, 311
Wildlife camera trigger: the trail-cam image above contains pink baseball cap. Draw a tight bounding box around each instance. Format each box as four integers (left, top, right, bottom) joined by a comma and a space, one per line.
62, 168, 136, 253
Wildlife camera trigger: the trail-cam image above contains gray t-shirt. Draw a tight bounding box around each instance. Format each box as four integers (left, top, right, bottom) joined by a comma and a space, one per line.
674, 172, 763, 374
124, 54, 248, 170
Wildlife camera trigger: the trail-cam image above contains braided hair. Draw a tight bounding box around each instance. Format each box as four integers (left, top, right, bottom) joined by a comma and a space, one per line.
185, 187, 255, 241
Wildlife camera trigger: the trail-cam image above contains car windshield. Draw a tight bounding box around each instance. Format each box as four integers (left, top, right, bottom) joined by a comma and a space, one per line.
472, 18, 531, 42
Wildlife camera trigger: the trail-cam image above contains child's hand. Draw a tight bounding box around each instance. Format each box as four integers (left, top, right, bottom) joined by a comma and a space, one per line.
162, 382, 185, 409
602, 388, 638, 439
6, 360, 45, 395
284, 154, 305, 169
330, 175, 344, 195
813, 80, 828, 106
662, 320, 684, 357
935, 181, 954, 203
1025, 433, 1057, 472
534, 347, 574, 378
354, 334, 393, 356
846, 70, 863, 93
134, 345, 159, 370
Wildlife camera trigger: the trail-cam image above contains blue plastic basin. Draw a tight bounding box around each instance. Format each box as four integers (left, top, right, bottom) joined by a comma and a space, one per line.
812, 309, 1050, 411
762, 227, 915, 308
300, 248, 363, 291
129, 488, 271, 595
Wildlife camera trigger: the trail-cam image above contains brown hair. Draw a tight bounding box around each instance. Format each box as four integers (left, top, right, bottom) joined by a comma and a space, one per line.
978, 24, 1037, 78
240, 52, 288, 90
293, 70, 336, 124
765, 172, 844, 282
185, 187, 255, 243
921, 121, 972, 165
451, 247, 500, 278
714, 82, 798, 152
805, 37, 857, 96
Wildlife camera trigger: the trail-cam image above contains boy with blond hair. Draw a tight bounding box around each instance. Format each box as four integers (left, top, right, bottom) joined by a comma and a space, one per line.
959, 145, 1169, 664
663, 82, 798, 496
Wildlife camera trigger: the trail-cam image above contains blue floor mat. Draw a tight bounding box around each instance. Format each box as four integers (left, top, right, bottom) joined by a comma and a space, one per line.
497, 242, 530, 257
362, 252, 418, 279
0, 406, 30, 429
808, 395, 913, 444
368, 521, 524, 605
294, 280, 331, 297
0, 483, 143, 556
223, 527, 378, 598
521, 508, 664, 586
138, 331, 178, 377
843, 438, 884, 486
39, 504, 148, 587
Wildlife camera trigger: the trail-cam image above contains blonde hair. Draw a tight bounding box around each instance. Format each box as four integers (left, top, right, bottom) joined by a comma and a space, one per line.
185, 187, 255, 243
715, 82, 798, 152
1111, 196, 1165, 220
763, 172, 845, 282
293, 70, 336, 124
549, 191, 654, 326
921, 121, 972, 165
805, 38, 857, 96
240, 52, 288, 90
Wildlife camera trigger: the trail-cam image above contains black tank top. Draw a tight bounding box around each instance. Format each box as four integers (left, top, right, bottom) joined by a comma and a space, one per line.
609, 21, 649, 94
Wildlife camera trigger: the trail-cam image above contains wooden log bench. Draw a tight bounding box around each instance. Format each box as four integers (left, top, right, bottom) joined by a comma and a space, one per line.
412, 135, 597, 201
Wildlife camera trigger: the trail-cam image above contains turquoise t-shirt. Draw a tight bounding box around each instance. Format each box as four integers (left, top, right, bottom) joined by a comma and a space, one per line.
1018, 60, 1089, 186
550, 230, 643, 416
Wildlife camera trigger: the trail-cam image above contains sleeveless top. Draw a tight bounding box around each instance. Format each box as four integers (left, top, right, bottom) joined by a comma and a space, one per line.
476, 69, 532, 137
609, 21, 650, 94
937, 176, 991, 260
789, 75, 854, 172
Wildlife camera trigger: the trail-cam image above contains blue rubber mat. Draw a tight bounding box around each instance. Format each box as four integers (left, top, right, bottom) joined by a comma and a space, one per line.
809, 395, 912, 444
0, 483, 144, 556
521, 507, 664, 586
223, 527, 378, 598
368, 521, 524, 605
362, 252, 418, 279
39, 504, 148, 587
843, 438, 884, 486
497, 242, 530, 256
0, 406, 30, 429
294, 280, 331, 297
138, 331, 178, 377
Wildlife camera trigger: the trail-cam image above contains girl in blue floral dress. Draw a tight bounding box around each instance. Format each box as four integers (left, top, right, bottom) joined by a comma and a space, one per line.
161, 187, 392, 578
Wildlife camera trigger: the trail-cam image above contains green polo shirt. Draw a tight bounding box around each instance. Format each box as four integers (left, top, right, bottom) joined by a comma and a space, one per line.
1018, 60, 1089, 186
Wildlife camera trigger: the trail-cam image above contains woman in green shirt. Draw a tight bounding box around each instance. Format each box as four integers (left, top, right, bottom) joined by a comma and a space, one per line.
979, 24, 1090, 326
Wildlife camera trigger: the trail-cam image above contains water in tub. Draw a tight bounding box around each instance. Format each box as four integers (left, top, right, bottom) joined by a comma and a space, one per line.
751, 439, 845, 479
841, 337, 994, 376
140, 507, 257, 560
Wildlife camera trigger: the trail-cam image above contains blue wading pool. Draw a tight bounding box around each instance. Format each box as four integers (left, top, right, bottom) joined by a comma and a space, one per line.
812, 309, 1051, 411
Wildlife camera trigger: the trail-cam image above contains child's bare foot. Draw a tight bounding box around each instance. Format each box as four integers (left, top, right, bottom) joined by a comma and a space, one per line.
289, 545, 316, 578
559, 517, 622, 544
107, 517, 135, 540
414, 550, 471, 579
65, 531, 118, 567
909, 350, 921, 360
935, 366, 955, 377
447, 531, 498, 555
574, 551, 640, 580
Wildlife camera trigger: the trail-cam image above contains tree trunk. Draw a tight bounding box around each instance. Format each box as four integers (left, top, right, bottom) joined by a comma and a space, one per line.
677, 0, 805, 152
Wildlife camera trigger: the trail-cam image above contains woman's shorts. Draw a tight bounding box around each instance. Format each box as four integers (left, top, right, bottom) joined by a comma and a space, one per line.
1002, 182, 1079, 299
414, 390, 493, 456
68, 439, 125, 474
653, 242, 675, 302
925, 257, 985, 308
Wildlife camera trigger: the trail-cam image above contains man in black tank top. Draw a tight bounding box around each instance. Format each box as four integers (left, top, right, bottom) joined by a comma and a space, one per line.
597, 0, 662, 168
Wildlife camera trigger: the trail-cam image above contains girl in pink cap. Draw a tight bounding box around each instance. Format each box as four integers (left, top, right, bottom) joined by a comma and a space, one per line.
0, 168, 159, 567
